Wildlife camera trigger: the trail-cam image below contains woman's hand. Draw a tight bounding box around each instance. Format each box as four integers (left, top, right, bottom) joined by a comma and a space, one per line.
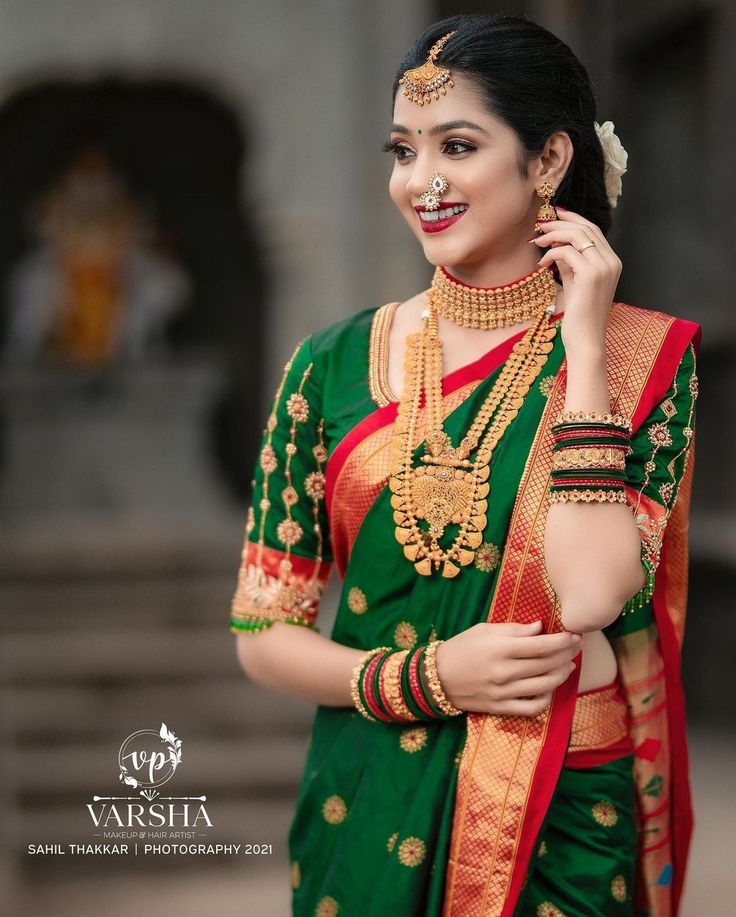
531, 207, 622, 357
435, 621, 581, 717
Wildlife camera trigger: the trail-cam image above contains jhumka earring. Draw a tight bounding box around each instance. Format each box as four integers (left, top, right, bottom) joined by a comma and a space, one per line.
399, 31, 457, 106
534, 180, 557, 233
420, 172, 449, 211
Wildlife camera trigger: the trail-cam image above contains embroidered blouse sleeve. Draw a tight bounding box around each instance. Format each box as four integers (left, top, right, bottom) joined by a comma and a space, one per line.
229, 335, 332, 635
611, 342, 698, 626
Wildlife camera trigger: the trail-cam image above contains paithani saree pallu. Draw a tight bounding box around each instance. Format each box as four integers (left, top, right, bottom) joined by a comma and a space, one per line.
230, 299, 700, 917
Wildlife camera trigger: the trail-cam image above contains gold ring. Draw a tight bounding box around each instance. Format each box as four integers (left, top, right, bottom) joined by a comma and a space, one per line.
577, 239, 596, 253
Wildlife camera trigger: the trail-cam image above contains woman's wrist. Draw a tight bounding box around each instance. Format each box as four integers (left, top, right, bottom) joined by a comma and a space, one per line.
564, 346, 610, 413
350, 641, 464, 723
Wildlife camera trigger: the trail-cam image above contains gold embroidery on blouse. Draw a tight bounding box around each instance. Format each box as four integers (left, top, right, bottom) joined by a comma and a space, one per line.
369, 301, 401, 407
277, 361, 315, 552
632, 344, 697, 573
255, 339, 304, 570
231, 340, 332, 633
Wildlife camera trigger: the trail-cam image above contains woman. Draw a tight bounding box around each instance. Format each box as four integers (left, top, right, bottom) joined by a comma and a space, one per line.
230, 14, 699, 917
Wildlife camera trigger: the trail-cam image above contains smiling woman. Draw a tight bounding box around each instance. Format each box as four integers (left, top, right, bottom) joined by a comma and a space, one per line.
230, 13, 700, 917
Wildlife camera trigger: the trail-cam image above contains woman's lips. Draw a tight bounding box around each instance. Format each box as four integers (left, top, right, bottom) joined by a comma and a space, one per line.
417, 207, 468, 234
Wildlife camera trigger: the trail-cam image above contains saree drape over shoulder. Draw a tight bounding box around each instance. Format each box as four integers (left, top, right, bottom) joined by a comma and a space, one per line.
230, 300, 700, 917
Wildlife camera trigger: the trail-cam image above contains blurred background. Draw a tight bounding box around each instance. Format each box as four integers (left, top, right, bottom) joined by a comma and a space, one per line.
0, 1, 732, 915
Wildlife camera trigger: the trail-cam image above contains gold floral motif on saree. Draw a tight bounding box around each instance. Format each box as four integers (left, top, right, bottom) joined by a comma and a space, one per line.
316, 895, 339, 917
611, 875, 628, 902
536, 904, 566, 917
397, 836, 427, 867
347, 586, 368, 614
591, 800, 619, 827
321, 795, 347, 825
399, 725, 428, 753
394, 620, 418, 649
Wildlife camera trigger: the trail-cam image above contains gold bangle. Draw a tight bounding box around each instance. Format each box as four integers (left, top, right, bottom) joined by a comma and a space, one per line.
424, 640, 463, 717
549, 489, 627, 504
552, 446, 627, 471
381, 649, 419, 722
554, 410, 632, 433
350, 646, 391, 722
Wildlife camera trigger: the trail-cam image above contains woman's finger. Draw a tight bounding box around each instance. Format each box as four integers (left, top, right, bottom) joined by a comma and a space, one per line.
554, 207, 607, 246
499, 666, 575, 700
509, 631, 580, 659
508, 649, 580, 679
532, 229, 609, 267
490, 693, 553, 717
537, 243, 596, 274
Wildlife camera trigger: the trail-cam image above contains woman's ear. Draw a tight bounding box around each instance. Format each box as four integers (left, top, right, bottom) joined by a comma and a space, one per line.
536, 130, 573, 187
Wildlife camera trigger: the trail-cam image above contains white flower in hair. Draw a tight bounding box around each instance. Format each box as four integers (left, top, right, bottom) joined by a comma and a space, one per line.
595, 120, 628, 209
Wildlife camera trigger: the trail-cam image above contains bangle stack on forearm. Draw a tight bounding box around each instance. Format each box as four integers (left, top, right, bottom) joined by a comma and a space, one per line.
350, 640, 463, 723
549, 410, 632, 503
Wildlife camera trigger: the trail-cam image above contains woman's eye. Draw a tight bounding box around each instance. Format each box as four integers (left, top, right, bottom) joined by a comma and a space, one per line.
380, 138, 476, 160
381, 140, 414, 160
443, 139, 476, 155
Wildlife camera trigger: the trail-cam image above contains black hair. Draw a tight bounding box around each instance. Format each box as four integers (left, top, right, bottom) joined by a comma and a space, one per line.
392, 13, 612, 236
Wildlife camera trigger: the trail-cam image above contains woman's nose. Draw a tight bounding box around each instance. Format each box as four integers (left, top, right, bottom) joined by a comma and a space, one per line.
405, 162, 437, 201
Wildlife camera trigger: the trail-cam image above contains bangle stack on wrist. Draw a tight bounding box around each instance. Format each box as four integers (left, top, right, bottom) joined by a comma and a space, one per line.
350, 640, 463, 723
549, 410, 632, 504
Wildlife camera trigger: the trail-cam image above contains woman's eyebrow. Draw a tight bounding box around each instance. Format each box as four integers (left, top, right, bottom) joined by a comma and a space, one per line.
390, 119, 489, 136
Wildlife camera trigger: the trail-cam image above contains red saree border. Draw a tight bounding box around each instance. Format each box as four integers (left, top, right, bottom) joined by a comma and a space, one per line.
650, 440, 696, 913
443, 303, 700, 917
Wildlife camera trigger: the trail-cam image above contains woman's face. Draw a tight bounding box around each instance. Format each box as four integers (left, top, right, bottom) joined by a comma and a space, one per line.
388, 73, 559, 272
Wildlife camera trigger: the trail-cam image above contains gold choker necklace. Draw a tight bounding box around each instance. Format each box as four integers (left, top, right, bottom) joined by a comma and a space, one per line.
429, 265, 558, 329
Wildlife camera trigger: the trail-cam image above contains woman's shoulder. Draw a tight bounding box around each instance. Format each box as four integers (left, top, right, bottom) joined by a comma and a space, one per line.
308, 301, 397, 359
608, 302, 701, 362
611, 300, 701, 335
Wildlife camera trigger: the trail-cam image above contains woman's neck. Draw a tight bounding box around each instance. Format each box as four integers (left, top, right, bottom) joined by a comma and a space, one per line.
441, 251, 543, 288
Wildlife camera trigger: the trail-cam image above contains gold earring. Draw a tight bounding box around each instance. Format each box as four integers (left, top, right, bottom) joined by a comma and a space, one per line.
534, 180, 557, 233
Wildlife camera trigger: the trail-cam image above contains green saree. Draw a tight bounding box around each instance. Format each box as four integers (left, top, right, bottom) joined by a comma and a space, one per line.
230, 299, 699, 917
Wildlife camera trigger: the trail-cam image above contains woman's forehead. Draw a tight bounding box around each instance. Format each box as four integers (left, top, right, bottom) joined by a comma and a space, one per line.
392, 73, 501, 129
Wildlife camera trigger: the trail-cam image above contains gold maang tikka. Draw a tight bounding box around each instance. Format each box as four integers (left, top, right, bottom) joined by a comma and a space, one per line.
399, 31, 457, 106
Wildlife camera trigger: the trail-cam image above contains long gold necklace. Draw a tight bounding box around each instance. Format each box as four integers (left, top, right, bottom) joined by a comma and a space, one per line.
389, 273, 558, 578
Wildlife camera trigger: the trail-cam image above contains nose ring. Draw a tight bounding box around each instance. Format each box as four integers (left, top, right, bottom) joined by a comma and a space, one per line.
419, 172, 449, 211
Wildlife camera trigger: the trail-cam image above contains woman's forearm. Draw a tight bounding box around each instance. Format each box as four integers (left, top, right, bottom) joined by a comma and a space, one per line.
544, 347, 645, 632
236, 622, 362, 706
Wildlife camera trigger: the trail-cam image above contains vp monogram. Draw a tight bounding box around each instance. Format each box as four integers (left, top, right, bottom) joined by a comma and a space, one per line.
118, 723, 182, 800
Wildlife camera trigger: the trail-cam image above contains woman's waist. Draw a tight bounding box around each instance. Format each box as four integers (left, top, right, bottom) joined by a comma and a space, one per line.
565, 676, 633, 768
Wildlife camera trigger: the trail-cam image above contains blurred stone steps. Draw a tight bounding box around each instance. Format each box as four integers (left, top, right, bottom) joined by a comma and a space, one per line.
1, 572, 318, 881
